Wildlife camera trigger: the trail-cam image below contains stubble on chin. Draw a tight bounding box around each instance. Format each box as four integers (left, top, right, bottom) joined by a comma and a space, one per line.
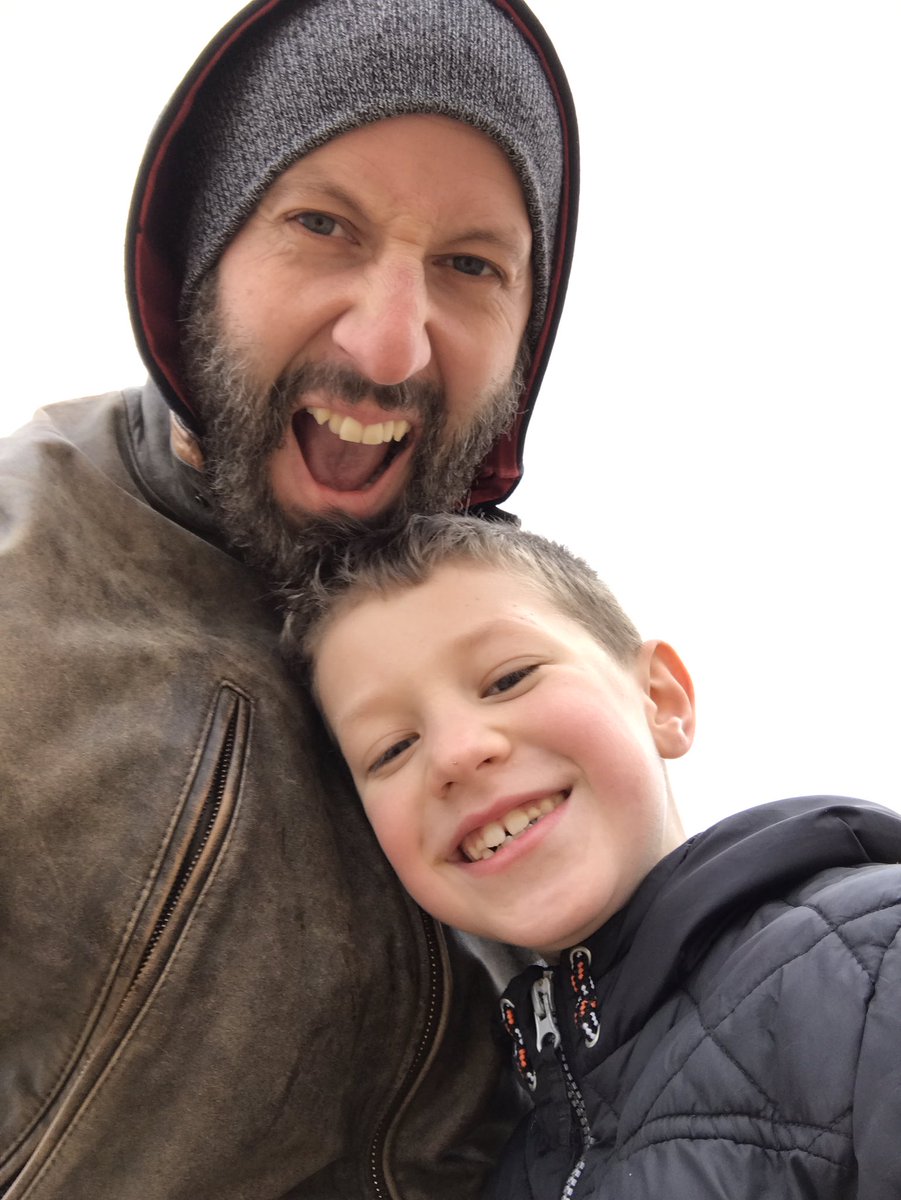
180, 270, 525, 590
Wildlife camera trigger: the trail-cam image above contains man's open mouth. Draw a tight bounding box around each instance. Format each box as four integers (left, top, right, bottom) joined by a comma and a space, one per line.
292, 405, 413, 492
460, 792, 568, 862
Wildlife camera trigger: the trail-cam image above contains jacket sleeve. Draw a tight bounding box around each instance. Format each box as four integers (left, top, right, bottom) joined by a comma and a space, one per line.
852, 913, 901, 1200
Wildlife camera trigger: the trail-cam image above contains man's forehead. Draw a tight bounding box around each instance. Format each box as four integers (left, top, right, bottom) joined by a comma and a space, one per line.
172, 0, 566, 349
267, 114, 515, 191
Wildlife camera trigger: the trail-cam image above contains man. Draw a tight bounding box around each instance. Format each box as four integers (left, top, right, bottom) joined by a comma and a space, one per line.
0, 1, 577, 1197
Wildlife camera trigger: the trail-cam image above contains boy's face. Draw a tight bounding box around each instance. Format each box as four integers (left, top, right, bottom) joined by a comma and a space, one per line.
315, 563, 694, 956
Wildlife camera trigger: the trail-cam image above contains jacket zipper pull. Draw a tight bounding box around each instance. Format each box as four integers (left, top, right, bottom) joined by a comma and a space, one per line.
532, 971, 561, 1051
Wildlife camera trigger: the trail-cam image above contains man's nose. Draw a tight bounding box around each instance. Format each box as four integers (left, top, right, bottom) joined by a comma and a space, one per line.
427, 715, 512, 796
331, 258, 432, 386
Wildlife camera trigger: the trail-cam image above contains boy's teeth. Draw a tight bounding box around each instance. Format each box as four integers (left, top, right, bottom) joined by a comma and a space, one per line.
461, 793, 566, 863
308, 407, 411, 446
481, 821, 505, 848
504, 809, 531, 837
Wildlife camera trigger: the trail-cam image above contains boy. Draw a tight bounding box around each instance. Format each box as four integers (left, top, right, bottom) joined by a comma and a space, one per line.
289, 513, 901, 1200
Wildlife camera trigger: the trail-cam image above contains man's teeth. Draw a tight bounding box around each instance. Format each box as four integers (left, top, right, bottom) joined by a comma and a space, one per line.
307, 406, 411, 446
461, 794, 565, 863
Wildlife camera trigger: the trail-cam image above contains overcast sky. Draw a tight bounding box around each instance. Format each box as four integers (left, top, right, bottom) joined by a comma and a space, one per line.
3, 2, 899, 834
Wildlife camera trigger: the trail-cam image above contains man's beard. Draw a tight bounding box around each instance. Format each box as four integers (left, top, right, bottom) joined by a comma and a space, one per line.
181, 272, 525, 585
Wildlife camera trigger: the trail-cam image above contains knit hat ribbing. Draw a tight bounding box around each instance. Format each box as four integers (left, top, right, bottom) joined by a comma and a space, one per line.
179, 0, 564, 345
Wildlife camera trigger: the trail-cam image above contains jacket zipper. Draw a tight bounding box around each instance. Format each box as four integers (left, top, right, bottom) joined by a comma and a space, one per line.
127, 704, 238, 995
531, 973, 593, 1200
367, 909, 445, 1200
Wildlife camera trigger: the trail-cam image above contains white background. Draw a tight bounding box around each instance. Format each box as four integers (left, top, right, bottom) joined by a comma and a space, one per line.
3, 2, 899, 834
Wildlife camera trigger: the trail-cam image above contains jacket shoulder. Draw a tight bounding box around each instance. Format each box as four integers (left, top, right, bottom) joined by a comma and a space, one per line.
0, 391, 138, 507
603, 862, 901, 1194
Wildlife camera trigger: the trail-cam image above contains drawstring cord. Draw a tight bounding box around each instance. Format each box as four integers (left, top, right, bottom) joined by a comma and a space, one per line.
569, 946, 600, 1047
500, 996, 537, 1091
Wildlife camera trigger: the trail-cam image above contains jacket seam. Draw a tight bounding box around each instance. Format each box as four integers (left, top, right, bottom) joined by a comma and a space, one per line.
694, 911, 870, 1124
623, 1108, 852, 1147
801, 1104, 853, 1162
804, 896, 901, 985
629, 910, 870, 1141
619, 1130, 853, 1171
843, 920, 901, 1162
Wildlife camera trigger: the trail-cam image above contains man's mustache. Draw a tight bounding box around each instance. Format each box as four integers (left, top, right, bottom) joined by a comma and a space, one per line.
271, 362, 444, 416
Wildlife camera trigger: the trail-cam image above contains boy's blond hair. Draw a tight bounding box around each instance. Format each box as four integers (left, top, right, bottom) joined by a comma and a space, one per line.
285, 513, 642, 670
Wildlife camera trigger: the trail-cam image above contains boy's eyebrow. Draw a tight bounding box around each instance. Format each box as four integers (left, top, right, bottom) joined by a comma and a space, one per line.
454, 616, 542, 652
332, 615, 543, 728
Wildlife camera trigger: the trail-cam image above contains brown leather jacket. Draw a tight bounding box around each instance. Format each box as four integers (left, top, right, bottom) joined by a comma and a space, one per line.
0, 386, 525, 1199
2, 1, 579, 1190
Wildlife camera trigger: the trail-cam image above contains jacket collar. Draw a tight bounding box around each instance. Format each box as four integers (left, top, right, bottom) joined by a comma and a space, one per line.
588, 796, 901, 1052
124, 381, 226, 548
502, 797, 901, 1077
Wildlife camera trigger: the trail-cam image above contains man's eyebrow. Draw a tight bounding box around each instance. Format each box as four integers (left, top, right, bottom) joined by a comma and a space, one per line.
267, 173, 366, 220
449, 227, 532, 262
268, 174, 531, 261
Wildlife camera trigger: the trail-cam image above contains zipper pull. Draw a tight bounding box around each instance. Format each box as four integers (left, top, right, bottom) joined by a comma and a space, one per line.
531, 971, 561, 1051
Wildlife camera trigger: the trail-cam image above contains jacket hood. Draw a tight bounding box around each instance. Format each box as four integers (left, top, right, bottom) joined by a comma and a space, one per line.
125, 0, 579, 508
575, 796, 901, 1049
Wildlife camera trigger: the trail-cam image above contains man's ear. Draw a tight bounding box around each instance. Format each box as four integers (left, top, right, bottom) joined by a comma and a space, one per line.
636, 641, 695, 760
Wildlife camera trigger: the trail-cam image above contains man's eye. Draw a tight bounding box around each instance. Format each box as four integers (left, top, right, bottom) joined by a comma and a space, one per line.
451, 254, 495, 277
296, 212, 341, 236
484, 665, 538, 697
369, 734, 418, 773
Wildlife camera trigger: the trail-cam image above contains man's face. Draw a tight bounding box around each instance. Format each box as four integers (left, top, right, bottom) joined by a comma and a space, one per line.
315, 564, 693, 956
183, 114, 532, 573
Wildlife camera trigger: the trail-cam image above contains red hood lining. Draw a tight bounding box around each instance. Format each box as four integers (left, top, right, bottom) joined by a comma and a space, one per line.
135, 0, 284, 415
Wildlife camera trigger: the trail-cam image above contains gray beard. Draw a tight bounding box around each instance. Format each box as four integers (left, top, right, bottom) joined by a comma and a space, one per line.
180, 274, 524, 587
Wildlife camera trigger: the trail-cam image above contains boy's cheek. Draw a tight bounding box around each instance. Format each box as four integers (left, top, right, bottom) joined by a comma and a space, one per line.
361, 796, 402, 848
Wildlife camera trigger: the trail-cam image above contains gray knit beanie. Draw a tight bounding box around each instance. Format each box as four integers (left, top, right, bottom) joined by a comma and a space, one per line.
179, 0, 564, 345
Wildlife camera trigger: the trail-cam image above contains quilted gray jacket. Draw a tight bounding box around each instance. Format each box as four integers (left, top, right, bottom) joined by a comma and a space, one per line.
489, 798, 901, 1200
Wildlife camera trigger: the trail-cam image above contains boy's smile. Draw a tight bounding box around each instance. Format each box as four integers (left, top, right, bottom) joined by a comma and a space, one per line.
315, 563, 694, 955
458, 789, 566, 863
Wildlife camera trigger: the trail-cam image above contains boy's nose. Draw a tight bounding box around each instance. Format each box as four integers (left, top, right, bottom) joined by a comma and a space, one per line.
428, 717, 512, 795
331, 258, 432, 385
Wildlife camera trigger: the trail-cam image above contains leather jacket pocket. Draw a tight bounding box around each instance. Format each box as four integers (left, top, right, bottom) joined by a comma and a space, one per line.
1, 683, 249, 1198
113, 682, 249, 1013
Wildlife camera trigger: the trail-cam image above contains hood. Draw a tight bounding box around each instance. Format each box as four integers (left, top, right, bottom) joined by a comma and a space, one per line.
124, 0, 579, 509
580, 796, 901, 1050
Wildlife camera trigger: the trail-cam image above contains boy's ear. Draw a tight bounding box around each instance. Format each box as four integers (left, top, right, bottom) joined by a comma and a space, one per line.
636, 641, 695, 760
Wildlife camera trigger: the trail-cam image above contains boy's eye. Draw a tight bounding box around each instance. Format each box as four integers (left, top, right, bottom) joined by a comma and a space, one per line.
369, 734, 418, 774
484, 665, 538, 697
